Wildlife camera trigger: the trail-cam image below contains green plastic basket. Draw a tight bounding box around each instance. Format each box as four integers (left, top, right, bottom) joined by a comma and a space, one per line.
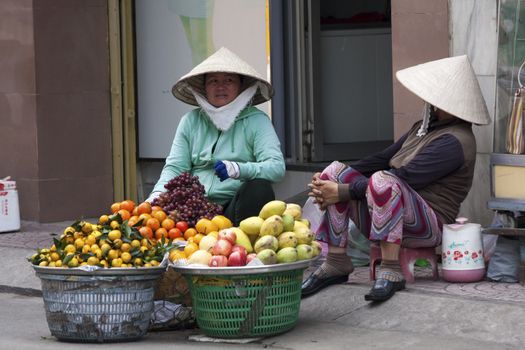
184, 267, 305, 338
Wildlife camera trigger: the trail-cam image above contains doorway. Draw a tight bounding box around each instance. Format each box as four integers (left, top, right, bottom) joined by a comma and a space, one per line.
273, 0, 393, 164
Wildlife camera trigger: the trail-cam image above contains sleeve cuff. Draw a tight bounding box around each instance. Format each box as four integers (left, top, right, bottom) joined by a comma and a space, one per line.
338, 184, 351, 202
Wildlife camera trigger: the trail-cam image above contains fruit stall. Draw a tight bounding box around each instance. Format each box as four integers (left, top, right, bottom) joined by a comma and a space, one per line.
29, 172, 320, 342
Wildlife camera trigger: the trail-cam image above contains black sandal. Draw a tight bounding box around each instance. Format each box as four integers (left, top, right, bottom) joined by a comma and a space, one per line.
364, 278, 406, 302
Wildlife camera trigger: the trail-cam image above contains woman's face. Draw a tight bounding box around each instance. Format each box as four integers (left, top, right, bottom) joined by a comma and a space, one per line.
205, 73, 242, 107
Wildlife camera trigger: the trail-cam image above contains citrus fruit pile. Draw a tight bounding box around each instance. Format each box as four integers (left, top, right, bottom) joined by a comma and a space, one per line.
29, 200, 178, 268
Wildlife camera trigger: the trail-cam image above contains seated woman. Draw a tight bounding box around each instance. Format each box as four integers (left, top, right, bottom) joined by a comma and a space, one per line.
302, 55, 491, 301
147, 47, 285, 225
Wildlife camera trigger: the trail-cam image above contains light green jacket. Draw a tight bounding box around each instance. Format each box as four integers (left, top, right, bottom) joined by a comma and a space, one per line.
151, 106, 286, 205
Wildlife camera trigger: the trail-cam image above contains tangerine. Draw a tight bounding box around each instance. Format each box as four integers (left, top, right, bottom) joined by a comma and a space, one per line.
155, 227, 168, 240
110, 202, 121, 213
137, 202, 152, 215
139, 226, 153, 239
184, 227, 198, 240
117, 209, 131, 221
146, 217, 161, 231
161, 218, 175, 230
120, 199, 135, 213
99, 215, 110, 225
153, 210, 167, 222
168, 228, 182, 240
151, 205, 163, 212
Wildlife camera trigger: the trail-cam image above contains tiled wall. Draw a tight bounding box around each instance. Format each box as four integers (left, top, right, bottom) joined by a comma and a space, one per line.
0, 0, 113, 222
391, 0, 449, 139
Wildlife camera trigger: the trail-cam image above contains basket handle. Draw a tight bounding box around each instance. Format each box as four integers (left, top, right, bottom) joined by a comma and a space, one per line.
238, 276, 273, 336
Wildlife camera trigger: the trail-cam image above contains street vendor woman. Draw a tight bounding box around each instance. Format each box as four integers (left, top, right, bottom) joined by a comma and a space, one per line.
302, 55, 491, 301
146, 47, 285, 225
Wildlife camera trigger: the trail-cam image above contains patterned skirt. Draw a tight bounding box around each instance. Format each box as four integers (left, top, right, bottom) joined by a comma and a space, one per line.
315, 161, 442, 250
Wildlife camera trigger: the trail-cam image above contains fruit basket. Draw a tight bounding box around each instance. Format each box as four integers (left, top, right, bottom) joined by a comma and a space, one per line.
33, 266, 165, 343
172, 259, 313, 338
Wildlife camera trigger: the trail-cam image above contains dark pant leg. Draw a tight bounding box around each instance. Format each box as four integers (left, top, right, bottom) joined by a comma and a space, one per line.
223, 179, 275, 226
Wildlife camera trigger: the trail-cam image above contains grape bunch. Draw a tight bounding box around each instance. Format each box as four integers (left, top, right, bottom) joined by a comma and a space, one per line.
152, 172, 223, 227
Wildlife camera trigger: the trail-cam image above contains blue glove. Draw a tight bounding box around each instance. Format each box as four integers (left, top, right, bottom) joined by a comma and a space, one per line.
214, 160, 240, 182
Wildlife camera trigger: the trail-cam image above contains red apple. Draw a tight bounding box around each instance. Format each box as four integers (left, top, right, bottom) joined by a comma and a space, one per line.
228, 250, 247, 266
246, 253, 257, 264
209, 255, 228, 267
212, 239, 233, 256
218, 229, 237, 244
231, 244, 247, 256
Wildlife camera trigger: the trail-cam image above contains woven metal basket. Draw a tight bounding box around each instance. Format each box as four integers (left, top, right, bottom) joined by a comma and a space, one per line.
34, 266, 164, 343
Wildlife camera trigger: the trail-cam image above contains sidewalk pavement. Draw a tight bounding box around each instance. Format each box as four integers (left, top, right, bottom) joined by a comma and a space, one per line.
1, 220, 525, 349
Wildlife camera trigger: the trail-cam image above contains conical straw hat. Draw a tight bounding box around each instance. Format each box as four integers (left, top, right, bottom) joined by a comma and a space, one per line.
172, 47, 273, 106
396, 55, 491, 125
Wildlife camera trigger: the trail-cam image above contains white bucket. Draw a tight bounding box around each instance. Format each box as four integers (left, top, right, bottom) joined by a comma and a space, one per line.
0, 178, 21, 233
441, 217, 485, 282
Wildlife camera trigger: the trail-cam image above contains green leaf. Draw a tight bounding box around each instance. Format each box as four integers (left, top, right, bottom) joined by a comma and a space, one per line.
62, 254, 74, 265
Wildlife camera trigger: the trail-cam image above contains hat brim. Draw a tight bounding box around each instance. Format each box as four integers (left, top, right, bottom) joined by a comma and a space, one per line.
395, 55, 491, 125
171, 47, 274, 106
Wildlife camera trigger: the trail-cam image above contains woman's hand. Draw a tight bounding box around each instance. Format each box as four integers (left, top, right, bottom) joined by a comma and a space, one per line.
307, 172, 339, 210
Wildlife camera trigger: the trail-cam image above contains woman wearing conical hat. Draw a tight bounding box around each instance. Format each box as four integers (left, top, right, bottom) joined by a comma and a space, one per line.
302, 55, 491, 301
146, 47, 285, 225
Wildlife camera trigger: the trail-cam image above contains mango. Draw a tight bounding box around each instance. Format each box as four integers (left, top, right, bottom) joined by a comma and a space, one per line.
282, 203, 302, 219
259, 215, 284, 236
259, 200, 286, 219
256, 249, 278, 265
276, 247, 298, 264
277, 231, 298, 249
254, 235, 279, 253
231, 227, 254, 253
281, 214, 295, 232
311, 240, 322, 257
297, 244, 313, 260
294, 226, 314, 245
239, 216, 264, 235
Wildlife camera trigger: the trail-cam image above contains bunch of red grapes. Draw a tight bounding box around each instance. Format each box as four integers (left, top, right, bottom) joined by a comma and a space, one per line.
152, 172, 223, 227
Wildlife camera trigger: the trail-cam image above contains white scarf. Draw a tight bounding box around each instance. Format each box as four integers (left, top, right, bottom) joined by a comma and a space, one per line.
190, 84, 259, 131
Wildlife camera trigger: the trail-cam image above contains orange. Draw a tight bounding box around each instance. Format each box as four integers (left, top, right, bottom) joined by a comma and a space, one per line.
138, 213, 152, 223
161, 218, 175, 230
99, 215, 110, 225
110, 220, 120, 229
137, 202, 152, 215
153, 210, 167, 222
195, 218, 219, 234
183, 242, 199, 257
132, 207, 139, 216
117, 209, 131, 221
151, 205, 163, 212
168, 228, 182, 240
146, 217, 160, 231
184, 227, 198, 240
110, 202, 121, 213
127, 215, 139, 227
155, 227, 168, 240
139, 226, 153, 239
120, 200, 135, 213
